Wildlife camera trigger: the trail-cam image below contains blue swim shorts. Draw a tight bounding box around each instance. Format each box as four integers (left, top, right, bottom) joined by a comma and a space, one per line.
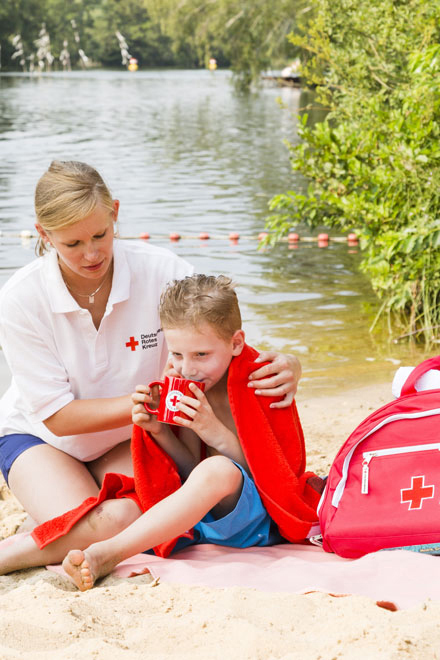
0, 433, 45, 485
172, 462, 283, 553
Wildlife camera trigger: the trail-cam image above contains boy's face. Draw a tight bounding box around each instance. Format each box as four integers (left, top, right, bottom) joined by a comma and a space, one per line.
164, 322, 244, 391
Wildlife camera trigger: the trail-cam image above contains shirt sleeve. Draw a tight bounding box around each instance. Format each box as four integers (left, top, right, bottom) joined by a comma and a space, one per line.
0, 295, 74, 423
168, 254, 194, 280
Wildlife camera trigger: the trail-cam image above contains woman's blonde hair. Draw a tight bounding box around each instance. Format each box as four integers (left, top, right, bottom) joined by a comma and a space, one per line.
159, 274, 242, 341
35, 160, 114, 256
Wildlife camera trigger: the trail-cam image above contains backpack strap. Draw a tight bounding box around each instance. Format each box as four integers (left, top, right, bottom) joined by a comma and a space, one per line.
400, 356, 440, 396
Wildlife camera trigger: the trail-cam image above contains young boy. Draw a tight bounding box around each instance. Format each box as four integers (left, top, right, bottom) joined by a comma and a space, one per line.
61, 274, 320, 590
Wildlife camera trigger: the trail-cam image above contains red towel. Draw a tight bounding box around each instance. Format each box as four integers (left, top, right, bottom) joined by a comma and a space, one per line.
32, 344, 319, 556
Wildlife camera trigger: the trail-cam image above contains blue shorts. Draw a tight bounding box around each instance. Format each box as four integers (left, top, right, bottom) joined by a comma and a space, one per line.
172, 462, 283, 553
0, 434, 45, 485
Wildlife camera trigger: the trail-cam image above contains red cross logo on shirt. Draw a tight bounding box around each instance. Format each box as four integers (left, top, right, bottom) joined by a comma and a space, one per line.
125, 336, 139, 351
401, 475, 434, 510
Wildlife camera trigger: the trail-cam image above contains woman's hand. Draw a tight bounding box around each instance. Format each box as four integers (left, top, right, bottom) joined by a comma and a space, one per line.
131, 384, 163, 435
247, 352, 302, 409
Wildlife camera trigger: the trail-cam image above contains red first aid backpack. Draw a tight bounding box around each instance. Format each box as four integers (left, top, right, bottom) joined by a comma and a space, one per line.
317, 356, 440, 558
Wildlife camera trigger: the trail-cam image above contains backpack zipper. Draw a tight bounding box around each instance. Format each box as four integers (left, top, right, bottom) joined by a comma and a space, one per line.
331, 407, 440, 508
361, 442, 440, 494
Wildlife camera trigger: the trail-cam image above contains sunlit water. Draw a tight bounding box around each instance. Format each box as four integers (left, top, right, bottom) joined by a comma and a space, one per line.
0, 69, 433, 395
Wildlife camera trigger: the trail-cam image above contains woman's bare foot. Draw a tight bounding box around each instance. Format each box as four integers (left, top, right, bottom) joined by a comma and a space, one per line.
62, 546, 120, 591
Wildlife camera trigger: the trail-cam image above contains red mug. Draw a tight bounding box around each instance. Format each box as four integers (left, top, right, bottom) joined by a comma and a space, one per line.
143, 376, 205, 425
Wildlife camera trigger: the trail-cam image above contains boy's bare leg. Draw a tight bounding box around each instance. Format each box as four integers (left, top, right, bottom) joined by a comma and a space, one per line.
63, 456, 242, 591
0, 498, 141, 575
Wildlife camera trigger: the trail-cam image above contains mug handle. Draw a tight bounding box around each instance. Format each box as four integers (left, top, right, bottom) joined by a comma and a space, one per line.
143, 380, 164, 414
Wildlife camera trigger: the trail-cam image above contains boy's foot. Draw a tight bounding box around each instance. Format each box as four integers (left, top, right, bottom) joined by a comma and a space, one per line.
62, 549, 97, 591
62, 546, 121, 591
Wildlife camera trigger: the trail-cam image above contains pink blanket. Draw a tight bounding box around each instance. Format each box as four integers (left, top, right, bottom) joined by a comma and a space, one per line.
3, 534, 439, 610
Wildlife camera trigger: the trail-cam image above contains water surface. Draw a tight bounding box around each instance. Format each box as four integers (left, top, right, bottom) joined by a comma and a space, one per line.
0, 70, 431, 394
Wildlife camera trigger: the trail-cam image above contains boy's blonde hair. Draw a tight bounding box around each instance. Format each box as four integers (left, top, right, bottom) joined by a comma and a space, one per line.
160, 274, 242, 341
34, 160, 114, 256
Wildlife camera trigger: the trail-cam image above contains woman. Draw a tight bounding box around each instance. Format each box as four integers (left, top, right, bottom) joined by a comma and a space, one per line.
0, 160, 301, 550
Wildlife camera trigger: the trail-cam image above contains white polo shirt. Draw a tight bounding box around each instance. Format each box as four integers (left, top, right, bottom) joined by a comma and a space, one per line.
0, 240, 193, 461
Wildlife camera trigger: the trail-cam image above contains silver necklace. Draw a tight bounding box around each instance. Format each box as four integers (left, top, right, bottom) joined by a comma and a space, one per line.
64, 266, 112, 304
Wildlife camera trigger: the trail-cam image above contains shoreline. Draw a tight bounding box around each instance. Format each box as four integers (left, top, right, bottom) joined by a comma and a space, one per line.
0, 347, 392, 481
0, 345, 395, 400
296, 380, 391, 475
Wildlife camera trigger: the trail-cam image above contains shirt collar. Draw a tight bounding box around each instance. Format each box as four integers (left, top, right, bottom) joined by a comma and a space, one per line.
45, 239, 130, 313
109, 240, 130, 304
45, 249, 78, 313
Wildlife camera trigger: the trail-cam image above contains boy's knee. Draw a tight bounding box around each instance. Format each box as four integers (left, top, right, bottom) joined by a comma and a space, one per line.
87, 498, 141, 534
193, 455, 242, 496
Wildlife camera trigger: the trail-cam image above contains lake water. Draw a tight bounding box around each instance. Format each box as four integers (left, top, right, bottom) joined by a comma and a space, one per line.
0, 69, 432, 395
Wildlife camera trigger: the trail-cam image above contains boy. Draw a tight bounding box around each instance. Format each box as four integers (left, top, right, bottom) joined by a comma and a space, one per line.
62, 274, 320, 590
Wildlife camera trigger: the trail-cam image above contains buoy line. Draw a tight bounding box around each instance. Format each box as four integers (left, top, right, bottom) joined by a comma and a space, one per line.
0, 230, 359, 245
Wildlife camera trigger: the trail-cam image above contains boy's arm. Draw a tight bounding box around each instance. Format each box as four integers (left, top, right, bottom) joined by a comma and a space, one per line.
132, 386, 198, 480
203, 424, 248, 471
173, 385, 249, 472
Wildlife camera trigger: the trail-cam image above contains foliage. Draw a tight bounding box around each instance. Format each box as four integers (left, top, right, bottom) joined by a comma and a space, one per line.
265, 0, 440, 341
0, 0, 197, 69
1, 0, 308, 77
145, 0, 306, 89
90, 0, 182, 68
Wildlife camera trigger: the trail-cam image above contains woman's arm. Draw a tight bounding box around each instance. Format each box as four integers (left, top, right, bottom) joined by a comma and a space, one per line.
43, 396, 133, 436
1, 295, 136, 437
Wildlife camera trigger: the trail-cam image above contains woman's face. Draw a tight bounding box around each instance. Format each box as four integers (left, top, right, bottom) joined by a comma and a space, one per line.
36, 200, 119, 283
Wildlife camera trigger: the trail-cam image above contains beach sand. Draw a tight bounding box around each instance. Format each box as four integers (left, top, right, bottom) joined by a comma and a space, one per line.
1, 364, 438, 658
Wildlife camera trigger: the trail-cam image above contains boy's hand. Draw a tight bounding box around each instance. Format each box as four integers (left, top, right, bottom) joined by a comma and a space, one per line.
172, 383, 224, 447
247, 352, 301, 408
131, 384, 163, 435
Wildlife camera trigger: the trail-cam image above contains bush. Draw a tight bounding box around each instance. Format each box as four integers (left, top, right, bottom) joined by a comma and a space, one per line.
265, 0, 440, 341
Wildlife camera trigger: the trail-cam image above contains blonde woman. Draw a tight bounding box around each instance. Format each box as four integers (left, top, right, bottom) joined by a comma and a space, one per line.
0, 160, 301, 555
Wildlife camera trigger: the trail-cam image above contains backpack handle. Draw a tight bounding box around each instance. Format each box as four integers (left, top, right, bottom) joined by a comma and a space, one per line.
400, 356, 440, 396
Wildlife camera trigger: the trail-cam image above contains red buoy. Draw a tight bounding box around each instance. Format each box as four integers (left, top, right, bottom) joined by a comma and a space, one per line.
169, 232, 181, 241
317, 233, 329, 242
229, 232, 240, 240
258, 232, 268, 241
347, 232, 359, 244
199, 232, 210, 240
139, 232, 150, 240
288, 232, 299, 243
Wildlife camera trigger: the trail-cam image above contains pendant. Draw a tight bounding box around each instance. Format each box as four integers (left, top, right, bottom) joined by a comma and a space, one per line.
89, 295, 95, 304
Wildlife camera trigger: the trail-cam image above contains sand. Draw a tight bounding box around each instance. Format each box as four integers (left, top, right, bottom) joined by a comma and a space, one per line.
1, 375, 439, 658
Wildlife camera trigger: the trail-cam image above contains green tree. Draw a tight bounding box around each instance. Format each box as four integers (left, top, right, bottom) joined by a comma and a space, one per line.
43, 0, 99, 66
266, 0, 440, 341
146, 0, 306, 87
1, 0, 48, 67
90, 0, 185, 68
1, 0, 100, 70
1, 0, 194, 69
